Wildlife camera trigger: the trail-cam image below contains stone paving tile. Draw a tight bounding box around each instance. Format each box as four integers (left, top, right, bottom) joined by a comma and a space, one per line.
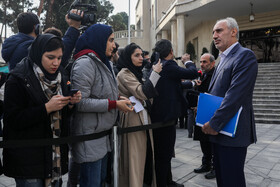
273, 163, 280, 171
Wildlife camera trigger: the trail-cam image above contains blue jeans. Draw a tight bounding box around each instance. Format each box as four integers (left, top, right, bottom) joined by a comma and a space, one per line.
80, 153, 108, 187
15, 178, 61, 187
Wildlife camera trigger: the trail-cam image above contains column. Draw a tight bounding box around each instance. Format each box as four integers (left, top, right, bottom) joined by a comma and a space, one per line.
177, 15, 185, 57
156, 34, 162, 41
162, 30, 168, 39
171, 20, 177, 56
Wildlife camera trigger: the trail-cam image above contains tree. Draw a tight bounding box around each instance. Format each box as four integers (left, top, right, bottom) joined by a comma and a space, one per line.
186, 41, 196, 61
0, 0, 33, 34
201, 47, 209, 55
0, 0, 114, 37
41, 0, 114, 33
107, 13, 126, 31
107, 11, 129, 31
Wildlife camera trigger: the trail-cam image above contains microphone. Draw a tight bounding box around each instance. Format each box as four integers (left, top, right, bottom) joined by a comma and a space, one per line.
175, 57, 181, 60
197, 70, 203, 80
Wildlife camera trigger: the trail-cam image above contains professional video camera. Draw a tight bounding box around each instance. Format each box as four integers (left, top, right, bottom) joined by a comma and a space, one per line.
68, 0, 97, 27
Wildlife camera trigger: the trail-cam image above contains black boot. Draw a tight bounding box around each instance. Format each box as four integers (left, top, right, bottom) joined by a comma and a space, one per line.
194, 165, 211, 173
205, 168, 216, 179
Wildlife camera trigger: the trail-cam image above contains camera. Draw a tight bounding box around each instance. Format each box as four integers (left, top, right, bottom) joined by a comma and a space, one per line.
68, 0, 97, 27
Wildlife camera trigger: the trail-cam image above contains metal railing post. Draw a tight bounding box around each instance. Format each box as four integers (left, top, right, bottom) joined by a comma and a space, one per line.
113, 126, 119, 187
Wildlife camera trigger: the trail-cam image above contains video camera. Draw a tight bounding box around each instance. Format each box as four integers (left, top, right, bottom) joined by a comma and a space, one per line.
68, 0, 97, 27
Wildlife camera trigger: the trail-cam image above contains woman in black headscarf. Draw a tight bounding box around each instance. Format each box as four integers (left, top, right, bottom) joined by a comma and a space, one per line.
2, 34, 81, 187
116, 43, 162, 187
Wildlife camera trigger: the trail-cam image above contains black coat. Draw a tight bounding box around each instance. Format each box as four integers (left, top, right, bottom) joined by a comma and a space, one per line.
151, 60, 198, 123
193, 67, 215, 141
3, 58, 71, 178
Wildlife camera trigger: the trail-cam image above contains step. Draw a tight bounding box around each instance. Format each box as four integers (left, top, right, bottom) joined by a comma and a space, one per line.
253, 103, 280, 109
258, 70, 280, 74
257, 70, 280, 77
258, 62, 280, 66
254, 113, 280, 119
253, 109, 280, 114
254, 88, 280, 91
254, 84, 280, 88
255, 80, 280, 84
256, 76, 280, 80
253, 100, 280, 104
253, 91, 279, 95
253, 95, 280, 100
255, 118, 280, 124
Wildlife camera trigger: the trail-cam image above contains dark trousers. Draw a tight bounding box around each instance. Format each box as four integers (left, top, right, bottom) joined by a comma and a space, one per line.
153, 122, 176, 187
200, 141, 212, 166
187, 109, 195, 136
212, 143, 247, 187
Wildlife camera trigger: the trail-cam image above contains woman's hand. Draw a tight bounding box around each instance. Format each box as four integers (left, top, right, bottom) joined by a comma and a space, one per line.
45, 95, 70, 114
152, 59, 162, 74
116, 100, 134, 113
69, 91, 82, 105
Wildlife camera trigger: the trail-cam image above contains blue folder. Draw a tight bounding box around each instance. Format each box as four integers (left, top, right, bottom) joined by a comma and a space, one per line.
196, 93, 242, 137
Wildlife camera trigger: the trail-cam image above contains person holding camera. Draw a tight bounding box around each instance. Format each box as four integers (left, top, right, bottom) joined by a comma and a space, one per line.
2, 34, 81, 187
2, 9, 82, 72
116, 43, 162, 187
69, 24, 133, 187
44, 9, 83, 68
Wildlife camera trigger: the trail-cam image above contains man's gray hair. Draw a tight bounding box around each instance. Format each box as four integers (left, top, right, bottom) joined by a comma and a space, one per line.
202, 53, 215, 62
217, 17, 239, 40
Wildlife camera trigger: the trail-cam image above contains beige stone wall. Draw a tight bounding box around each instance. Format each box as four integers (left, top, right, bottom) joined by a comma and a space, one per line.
185, 20, 215, 66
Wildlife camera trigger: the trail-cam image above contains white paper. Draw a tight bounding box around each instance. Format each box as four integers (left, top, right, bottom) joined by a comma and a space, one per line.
129, 96, 144, 113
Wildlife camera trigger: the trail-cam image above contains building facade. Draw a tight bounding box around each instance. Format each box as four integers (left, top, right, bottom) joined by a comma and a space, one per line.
115, 0, 280, 66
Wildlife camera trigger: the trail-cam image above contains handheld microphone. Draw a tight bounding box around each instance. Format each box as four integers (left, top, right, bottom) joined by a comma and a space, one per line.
175, 57, 181, 60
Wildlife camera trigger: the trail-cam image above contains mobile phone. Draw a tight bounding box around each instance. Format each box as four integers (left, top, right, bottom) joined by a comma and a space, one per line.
66, 89, 79, 96
154, 52, 160, 64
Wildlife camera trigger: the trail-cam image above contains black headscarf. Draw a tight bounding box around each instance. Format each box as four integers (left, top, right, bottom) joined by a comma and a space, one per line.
117, 43, 144, 83
28, 33, 63, 81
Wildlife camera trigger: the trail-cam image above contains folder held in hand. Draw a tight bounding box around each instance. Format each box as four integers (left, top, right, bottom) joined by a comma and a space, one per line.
196, 93, 242, 137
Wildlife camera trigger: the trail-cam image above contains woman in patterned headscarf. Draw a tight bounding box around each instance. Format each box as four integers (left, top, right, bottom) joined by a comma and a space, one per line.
2, 33, 81, 187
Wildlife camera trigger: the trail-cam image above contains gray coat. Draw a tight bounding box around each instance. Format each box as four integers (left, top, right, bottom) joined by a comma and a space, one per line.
70, 53, 119, 163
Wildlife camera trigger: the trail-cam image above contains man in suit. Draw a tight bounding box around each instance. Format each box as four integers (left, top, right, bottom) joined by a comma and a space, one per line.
151, 39, 198, 187
193, 53, 216, 179
202, 17, 258, 187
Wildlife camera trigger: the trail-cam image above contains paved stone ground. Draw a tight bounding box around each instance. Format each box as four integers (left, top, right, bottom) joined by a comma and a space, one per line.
0, 123, 280, 187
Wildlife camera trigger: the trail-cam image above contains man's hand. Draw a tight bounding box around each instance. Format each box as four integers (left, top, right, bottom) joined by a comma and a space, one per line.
66, 9, 84, 29
202, 122, 218, 135
152, 59, 162, 73
194, 79, 202, 86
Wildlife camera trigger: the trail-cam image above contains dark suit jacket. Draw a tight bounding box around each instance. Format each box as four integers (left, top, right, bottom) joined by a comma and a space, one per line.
151, 60, 198, 123
208, 43, 258, 147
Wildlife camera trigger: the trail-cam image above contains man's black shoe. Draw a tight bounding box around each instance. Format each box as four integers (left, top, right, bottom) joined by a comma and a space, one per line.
205, 169, 216, 179
167, 180, 184, 187
194, 165, 211, 173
